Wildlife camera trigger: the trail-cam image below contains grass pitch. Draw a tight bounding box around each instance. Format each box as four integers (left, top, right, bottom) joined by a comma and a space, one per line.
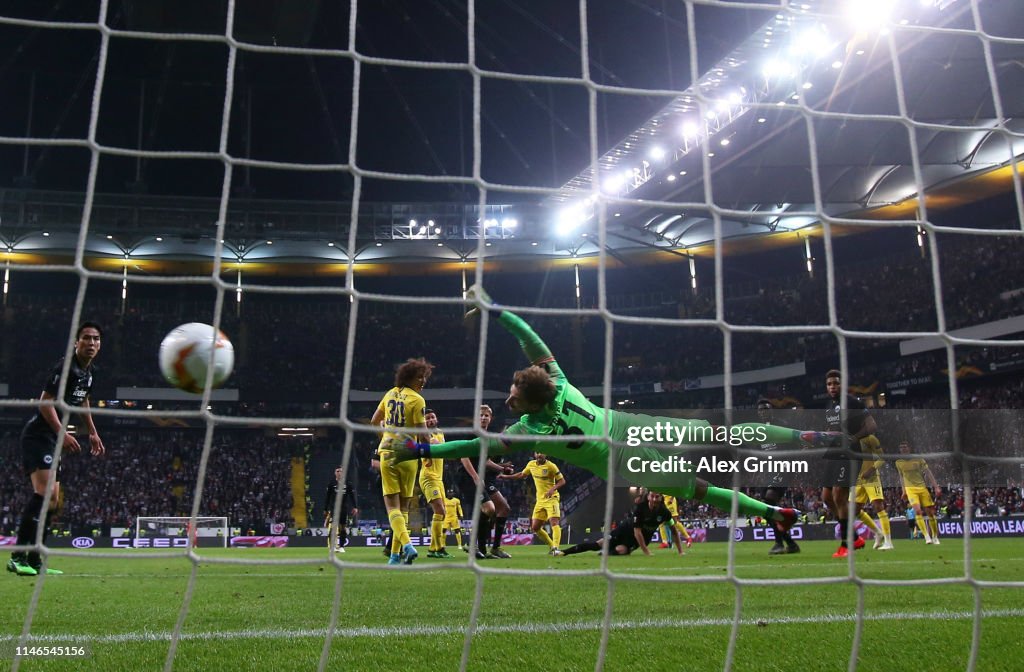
2, 538, 1022, 671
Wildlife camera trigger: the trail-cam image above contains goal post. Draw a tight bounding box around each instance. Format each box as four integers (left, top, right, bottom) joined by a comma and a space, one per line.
135, 517, 230, 548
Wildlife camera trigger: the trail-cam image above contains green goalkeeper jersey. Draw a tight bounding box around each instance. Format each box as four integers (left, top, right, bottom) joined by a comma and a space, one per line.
428, 311, 710, 493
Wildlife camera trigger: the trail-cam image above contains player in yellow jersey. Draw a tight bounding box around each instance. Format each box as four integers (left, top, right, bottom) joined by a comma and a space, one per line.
421, 409, 451, 558
500, 452, 566, 555
658, 494, 692, 554
854, 434, 894, 550
442, 490, 464, 551
895, 440, 942, 544
370, 357, 433, 565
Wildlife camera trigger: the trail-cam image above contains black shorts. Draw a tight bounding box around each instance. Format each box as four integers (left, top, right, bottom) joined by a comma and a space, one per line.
21, 432, 60, 475
479, 472, 501, 504
820, 457, 860, 488
608, 525, 649, 554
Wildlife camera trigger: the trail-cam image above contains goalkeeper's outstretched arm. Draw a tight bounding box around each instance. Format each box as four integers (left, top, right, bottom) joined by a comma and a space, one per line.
468, 285, 555, 366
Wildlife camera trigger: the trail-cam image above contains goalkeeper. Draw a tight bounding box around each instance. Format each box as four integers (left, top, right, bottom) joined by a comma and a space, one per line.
391, 287, 830, 529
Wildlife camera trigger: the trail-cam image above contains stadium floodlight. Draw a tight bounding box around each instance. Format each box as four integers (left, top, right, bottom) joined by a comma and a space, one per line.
556, 204, 587, 236
762, 59, 796, 79
409, 219, 417, 227
603, 174, 624, 193
846, 0, 896, 32
791, 26, 833, 58
501, 218, 517, 228
667, 174, 677, 182
649, 146, 666, 160
682, 121, 699, 138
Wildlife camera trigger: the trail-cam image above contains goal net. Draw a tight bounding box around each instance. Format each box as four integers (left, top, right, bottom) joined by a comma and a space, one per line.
135, 517, 229, 549
1, 0, 1022, 670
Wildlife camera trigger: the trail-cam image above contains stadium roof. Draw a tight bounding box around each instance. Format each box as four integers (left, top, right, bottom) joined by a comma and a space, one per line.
1, 0, 1022, 273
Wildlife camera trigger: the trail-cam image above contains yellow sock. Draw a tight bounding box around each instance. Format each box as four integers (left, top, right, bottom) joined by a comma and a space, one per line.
878, 511, 891, 538
914, 516, 930, 539
389, 510, 411, 551
927, 516, 938, 540
858, 510, 880, 534
535, 528, 554, 547
455, 531, 462, 548
552, 525, 562, 547
431, 515, 444, 551
674, 522, 691, 541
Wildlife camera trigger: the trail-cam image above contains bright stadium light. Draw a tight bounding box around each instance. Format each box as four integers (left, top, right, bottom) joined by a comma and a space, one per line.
682, 121, 699, 138
762, 59, 795, 79
603, 173, 624, 193
791, 26, 832, 58
501, 218, 518, 228
667, 174, 677, 182
556, 204, 587, 236
846, 0, 896, 32
649, 146, 666, 160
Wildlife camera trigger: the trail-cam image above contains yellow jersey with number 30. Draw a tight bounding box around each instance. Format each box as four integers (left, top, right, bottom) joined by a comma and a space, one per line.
375, 386, 426, 451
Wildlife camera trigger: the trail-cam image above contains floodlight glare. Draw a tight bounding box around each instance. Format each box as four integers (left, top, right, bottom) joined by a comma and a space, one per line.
667, 174, 677, 182
556, 206, 586, 236
649, 146, 666, 160
682, 121, 699, 138
762, 59, 795, 79
603, 174, 624, 193
792, 27, 833, 58
502, 218, 518, 228
846, 0, 895, 32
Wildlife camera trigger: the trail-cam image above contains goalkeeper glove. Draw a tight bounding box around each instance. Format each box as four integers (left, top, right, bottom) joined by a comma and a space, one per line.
465, 284, 499, 320
389, 439, 430, 465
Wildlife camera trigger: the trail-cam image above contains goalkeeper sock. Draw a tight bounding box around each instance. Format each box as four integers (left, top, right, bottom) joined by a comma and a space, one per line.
431, 514, 444, 551
535, 528, 554, 547
927, 516, 938, 540
551, 524, 562, 547
455, 531, 462, 548
878, 511, 891, 539
563, 541, 600, 556
701, 486, 777, 521
858, 510, 880, 535
492, 516, 507, 550
914, 516, 930, 540
388, 510, 411, 550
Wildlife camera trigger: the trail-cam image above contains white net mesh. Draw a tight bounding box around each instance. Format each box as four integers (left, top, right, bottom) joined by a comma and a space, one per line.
1, 0, 1023, 670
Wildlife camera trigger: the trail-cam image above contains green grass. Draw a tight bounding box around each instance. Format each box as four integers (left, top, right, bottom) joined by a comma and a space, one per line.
2, 539, 1022, 671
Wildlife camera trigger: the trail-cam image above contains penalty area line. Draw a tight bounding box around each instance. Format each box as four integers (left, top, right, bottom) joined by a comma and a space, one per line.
2, 608, 1023, 644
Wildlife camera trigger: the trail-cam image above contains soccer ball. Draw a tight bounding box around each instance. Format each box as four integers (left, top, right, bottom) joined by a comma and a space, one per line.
158, 322, 235, 393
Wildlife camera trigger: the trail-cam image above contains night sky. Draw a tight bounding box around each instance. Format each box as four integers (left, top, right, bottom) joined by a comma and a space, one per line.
1, 0, 777, 202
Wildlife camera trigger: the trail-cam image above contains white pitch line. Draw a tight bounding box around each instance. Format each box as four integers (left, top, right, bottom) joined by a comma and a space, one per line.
2, 609, 1022, 645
